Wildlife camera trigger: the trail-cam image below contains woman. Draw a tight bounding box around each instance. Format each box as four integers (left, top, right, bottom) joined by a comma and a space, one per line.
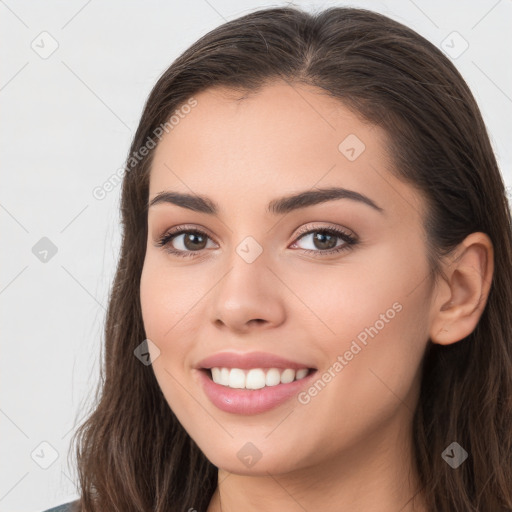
44, 5, 512, 512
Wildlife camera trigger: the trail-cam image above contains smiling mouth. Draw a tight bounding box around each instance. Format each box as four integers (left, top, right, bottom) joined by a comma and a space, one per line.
201, 367, 317, 390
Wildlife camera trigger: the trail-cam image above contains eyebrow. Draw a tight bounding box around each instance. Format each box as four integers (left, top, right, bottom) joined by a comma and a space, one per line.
147, 186, 384, 215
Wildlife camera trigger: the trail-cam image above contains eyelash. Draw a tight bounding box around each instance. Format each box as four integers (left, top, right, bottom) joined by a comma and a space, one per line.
155, 224, 358, 259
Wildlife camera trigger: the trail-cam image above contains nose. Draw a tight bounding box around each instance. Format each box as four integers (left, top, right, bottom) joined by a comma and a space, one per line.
209, 248, 286, 334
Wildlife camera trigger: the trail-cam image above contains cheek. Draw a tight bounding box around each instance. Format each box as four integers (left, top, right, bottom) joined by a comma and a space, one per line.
139, 253, 204, 347
290, 242, 430, 414
286, 240, 430, 348
139, 257, 202, 416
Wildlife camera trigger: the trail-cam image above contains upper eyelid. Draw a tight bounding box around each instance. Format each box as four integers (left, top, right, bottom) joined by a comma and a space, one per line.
294, 222, 356, 238
160, 224, 217, 242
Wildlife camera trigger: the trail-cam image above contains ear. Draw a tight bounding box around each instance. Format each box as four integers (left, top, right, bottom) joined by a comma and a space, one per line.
429, 232, 494, 345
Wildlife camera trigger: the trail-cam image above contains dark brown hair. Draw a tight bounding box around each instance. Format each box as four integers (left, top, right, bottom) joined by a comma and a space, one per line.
69, 6, 512, 511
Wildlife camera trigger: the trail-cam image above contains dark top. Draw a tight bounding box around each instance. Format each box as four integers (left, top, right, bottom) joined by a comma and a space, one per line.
41, 499, 79, 512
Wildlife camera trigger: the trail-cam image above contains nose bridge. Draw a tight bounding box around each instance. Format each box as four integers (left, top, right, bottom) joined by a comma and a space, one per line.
210, 235, 286, 330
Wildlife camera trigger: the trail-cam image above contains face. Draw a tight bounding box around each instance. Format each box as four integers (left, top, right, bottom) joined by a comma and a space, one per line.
140, 81, 433, 476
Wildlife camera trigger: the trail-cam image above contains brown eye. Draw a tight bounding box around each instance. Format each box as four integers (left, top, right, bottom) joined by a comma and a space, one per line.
156, 228, 217, 257
299, 231, 339, 250
291, 226, 358, 257
177, 232, 208, 251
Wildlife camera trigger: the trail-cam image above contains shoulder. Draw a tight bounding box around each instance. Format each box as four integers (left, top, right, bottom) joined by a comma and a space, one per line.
41, 499, 80, 512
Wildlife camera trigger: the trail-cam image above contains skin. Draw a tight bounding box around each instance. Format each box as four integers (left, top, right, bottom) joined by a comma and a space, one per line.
139, 81, 493, 512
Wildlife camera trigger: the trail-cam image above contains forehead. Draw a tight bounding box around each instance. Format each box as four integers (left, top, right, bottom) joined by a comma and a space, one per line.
148, 81, 425, 223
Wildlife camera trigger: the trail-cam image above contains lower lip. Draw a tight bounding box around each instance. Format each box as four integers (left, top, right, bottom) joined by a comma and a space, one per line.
196, 369, 317, 415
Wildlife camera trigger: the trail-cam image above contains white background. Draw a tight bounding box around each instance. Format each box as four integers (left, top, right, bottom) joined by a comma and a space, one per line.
1, 1, 511, 511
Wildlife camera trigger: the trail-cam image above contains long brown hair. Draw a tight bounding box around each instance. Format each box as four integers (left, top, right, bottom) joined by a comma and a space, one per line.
70, 6, 512, 511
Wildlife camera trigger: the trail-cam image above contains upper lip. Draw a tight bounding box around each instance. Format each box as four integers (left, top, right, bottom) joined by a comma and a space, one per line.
196, 351, 316, 370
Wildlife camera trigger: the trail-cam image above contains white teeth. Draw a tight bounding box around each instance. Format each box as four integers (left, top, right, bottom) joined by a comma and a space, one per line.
211, 367, 221, 383
209, 367, 311, 389
220, 367, 230, 383
280, 368, 295, 384
228, 368, 246, 389
296, 368, 309, 380
246, 369, 266, 390
265, 368, 281, 387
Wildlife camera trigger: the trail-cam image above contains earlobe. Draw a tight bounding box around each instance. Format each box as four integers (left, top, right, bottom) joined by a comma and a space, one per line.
429, 232, 494, 346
